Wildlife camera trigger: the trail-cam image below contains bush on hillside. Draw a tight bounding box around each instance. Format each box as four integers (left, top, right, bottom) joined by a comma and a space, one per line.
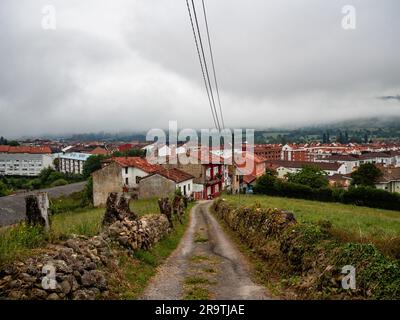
50, 179, 68, 187
254, 172, 400, 211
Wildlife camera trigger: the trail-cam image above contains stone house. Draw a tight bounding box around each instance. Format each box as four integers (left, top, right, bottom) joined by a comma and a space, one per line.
92, 161, 123, 207
138, 168, 194, 199
92, 157, 160, 206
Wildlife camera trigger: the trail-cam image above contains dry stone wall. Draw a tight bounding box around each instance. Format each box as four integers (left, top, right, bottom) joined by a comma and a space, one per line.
0, 198, 171, 300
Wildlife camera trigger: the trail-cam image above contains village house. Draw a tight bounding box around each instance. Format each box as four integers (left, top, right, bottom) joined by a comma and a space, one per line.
138, 168, 194, 199
316, 154, 360, 174
0, 145, 53, 176
327, 174, 352, 189
375, 167, 400, 193
92, 157, 193, 206
160, 151, 226, 200
358, 152, 392, 166
236, 153, 266, 193
266, 160, 347, 179
89, 147, 108, 156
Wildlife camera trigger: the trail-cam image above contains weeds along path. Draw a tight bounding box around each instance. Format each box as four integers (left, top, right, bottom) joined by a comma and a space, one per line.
140, 201, 270, 300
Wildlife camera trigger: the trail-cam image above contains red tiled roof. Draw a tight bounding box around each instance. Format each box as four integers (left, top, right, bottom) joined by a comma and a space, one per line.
324, 155, 358, 161
118, 143, 134, 153
0, 145, 51, 154
113, 157, 160, 173
0, 145, 10, 152
236, 152, 266, 167
144, 168, 194, 183
377, 167, 400, 183
358, 152, 391, 160
243, 174, 257, 184
90, 147, 108, 155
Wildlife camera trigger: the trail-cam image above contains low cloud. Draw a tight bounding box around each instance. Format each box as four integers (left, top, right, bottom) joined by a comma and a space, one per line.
378, 95, 400, 102
0, 0, 400, 138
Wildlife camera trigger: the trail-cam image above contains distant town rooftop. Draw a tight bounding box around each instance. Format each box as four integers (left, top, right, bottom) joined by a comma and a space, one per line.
0, 145, 52, 154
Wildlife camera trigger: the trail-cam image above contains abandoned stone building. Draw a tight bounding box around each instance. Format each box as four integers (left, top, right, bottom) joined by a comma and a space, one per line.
92, 157, 194, 206
138, 168, 194, 199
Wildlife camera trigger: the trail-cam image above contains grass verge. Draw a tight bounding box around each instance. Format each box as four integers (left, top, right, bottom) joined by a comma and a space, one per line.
224, 194, 400, 258
107, 203, 194, 299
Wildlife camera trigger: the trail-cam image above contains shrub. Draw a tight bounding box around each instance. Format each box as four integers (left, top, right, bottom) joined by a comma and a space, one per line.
0, 180, 11, 197
254, 172, 400, 211
50, 178, 68, 187
81, 177, 93, 206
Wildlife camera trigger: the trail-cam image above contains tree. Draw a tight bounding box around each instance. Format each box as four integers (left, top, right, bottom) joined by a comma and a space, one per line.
253, 168, 278, 194
286, 165, 329, 189
351, 163, 382, 187
7, 140, 20, 146
0, 180, 11, 197
38, 167, 55, 186
344, 131, 349, 144
112, 148, 145, 157
322, 133, 327, 144
53, 158, 60, 171
81, 176, 93, 206
337, 131, 344, 144
82, 155, 106, 179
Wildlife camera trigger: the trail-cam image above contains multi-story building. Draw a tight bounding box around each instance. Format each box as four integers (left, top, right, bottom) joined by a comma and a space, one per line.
0, 145, 53, 176
254, 144, 282, 161
58, 152, 92, 175
358, 152, 392, 166
161, 151, 226, 199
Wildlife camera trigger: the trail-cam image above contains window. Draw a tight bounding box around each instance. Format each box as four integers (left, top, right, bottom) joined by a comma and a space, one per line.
136, 176, 141, 184
125, 177, 129, 185
125, 167, 128, 174
188, 184, 190, 191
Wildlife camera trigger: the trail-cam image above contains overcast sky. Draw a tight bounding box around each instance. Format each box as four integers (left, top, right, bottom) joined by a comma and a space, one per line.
0, 0, 399, 138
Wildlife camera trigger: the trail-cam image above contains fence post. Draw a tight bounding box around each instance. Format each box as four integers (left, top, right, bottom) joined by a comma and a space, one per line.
25, 192, 50, 231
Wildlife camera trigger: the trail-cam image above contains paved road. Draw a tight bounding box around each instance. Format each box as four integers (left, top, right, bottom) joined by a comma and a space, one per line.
141, 201, 270, 300
0, 182, 86, 227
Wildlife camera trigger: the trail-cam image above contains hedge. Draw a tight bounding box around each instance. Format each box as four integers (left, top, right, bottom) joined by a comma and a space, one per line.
254, 177, 400, 211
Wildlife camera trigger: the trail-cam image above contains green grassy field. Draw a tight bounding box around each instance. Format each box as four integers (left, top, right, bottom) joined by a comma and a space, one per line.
224, 194, 400, 258
225, 195, 400, 239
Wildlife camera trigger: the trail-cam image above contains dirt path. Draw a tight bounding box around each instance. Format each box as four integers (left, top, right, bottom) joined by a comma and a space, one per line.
141, 201, 270, 300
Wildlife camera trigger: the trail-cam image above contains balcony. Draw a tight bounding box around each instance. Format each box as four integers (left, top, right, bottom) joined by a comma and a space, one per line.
205, 174, 223, 186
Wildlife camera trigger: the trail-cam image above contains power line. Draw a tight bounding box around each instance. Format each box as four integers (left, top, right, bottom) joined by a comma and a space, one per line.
185, 0, 218, 129
201, 0, 225, 129
189, 0, 221, 131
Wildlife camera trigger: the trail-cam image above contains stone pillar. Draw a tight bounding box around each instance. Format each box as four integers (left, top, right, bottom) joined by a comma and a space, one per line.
25, 192, 50, 230
102, 192, 138, 226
